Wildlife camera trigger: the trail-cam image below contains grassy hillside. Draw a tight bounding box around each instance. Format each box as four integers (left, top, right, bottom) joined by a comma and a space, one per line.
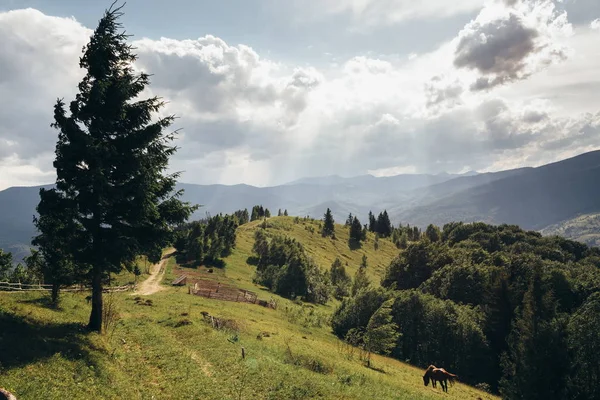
0, 217, 496, 400
540, 212, 600, 247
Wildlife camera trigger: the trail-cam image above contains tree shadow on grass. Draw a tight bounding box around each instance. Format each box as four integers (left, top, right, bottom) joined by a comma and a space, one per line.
0, 310, 95, 370
348, 239, 363, 251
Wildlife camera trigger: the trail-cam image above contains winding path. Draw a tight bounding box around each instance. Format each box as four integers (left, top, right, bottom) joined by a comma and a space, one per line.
133, 249, 174, 296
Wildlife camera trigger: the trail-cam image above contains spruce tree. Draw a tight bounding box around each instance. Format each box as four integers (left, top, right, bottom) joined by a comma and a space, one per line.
376, 210, 392, 237
284, 209, 288, 216
425, 224, 441, 242
46, 4, 195, 331
322, 208, 335, 237
32, 189, 80, 304
278, 209, 282, 217
500, 265, 567, 399
368, 211, 377, 232
345, 213, 353, 227
349, 216, 364, 244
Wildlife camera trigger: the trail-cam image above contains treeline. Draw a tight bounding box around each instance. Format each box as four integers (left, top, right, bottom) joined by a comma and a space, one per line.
174, 213, 239, 266
252, 230, 330, 304
331, 222, 600, 399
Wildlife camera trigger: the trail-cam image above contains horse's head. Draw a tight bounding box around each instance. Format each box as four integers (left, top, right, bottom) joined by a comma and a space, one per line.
423, 374, 430, 387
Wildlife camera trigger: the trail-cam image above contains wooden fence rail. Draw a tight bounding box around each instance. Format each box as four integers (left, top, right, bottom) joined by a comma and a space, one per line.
0, 282, 134, 293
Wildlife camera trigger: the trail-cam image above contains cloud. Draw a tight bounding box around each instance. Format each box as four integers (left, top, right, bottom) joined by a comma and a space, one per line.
0, 6, 599, 190
293, 0, 482, 27
454, 1, 572, 90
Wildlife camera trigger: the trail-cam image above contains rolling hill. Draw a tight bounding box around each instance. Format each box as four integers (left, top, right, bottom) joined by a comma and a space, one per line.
0, 218, 496, 400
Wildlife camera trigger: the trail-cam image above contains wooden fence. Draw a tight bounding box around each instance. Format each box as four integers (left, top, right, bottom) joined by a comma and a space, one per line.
0, 281, 134, 293
189, 282, 277, 309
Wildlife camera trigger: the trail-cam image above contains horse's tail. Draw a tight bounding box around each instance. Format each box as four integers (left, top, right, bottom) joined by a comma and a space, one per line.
448, 374, 458, 386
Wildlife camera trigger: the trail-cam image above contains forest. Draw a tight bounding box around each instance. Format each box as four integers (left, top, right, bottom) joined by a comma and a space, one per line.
330, 221, 600, 399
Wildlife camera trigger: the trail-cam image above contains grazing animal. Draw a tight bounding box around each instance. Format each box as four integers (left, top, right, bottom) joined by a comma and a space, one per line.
423, 365, 458, 393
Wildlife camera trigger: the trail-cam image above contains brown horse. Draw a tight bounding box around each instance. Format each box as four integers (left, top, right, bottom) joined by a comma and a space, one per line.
423, 365, 458, 393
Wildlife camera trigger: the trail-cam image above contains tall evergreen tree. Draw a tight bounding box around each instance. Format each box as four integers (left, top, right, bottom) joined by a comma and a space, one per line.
376, 210, 392, 237
368, 211, 377, 232
265, 208, 271, 218
284, 209, 288, 216
45, 4, 195, 331
500, 265, 567, 399
345, 213, 353, 227
278, 209, 282, 217
322, 208, 335, 237
251, 206, 259, 221
349, 216, 364, 244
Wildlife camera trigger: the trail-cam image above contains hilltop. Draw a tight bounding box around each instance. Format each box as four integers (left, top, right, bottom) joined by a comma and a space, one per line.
0, 218, 497, 400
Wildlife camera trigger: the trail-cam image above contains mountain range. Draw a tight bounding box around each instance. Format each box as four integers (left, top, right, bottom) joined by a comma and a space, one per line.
2, 150, 600, 262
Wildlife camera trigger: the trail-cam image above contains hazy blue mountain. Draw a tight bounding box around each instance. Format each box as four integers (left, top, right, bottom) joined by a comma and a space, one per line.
395, 151, 600, 230
2, 151, 600, 262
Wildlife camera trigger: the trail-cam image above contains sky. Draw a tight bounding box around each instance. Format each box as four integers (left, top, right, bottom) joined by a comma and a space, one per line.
0, 0, 599, 189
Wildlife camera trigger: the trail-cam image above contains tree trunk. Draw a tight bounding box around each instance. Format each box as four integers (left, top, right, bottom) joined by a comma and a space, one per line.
51, 283, 60, 306
88, 269, 103, 332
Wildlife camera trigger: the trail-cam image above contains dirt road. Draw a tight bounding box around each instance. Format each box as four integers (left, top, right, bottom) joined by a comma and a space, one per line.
134, 250, 174, 296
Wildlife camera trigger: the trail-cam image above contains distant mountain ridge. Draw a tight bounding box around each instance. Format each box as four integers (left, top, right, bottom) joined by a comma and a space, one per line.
2, 151, 600, 261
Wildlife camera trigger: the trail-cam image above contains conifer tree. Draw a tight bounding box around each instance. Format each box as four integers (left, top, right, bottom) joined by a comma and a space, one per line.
368, 211, 377, 232
278, 209, 282, 217
322, 208, 335, 237
45, 3, 195, 331
425, 224, 441, 242
349, 216, 364, 244
376, 210, 392, 237
500, 265, 567, 399
32, 189, 80, 304
284, 209, 288, 216
345, 213, 353, 227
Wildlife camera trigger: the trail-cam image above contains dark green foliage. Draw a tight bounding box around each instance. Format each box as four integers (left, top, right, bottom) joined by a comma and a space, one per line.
363, 299, 400, 360
322, 208, 335, 237
376, 210, 392, 238
250, 205, 270, 221
381, 241, 452, 290
567, 292, 600, 400
0, 249, 12, 281
337, 220, 600, 395
368, 211, 377, 232
284, 209, 288, 216
349, 216, 364, 246
390, 291, 493, 384
330, 258, 351, 299
44, 4, 195, 330
252, 232, 331, 304
424, 224, 441, 242
175, 214, 238, 265
278, 209, 282, 217
351, 262, 370, 296
345, 213, 353, 227
32, 188, 81, 304
233, 209, 249, 225
500, 265, 568, 400
331, 287, 390, 339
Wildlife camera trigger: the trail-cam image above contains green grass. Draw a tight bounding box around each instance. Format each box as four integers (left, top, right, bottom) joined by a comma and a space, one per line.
0, 217, 497, 399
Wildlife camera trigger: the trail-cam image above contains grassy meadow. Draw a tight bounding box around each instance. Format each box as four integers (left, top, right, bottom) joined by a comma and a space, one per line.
0, 217, 497, 400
